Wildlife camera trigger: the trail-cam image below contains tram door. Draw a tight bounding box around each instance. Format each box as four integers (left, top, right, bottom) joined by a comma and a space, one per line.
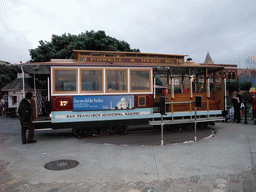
34, 77, 51, 117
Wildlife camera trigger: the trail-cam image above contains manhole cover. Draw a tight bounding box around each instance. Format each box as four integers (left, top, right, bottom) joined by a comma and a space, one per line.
44, 160, 79, 170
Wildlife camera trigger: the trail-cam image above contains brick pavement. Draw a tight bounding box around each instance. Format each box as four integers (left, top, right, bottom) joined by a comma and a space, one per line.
1, 161, 256, 191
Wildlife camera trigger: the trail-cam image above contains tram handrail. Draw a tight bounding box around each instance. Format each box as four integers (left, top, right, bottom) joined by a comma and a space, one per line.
159, 96, 203, 145
166, 101, 194, 104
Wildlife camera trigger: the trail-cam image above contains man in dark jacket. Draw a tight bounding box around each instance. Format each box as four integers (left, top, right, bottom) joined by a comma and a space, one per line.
232, 90, 242, 123
18, 92, 36, 144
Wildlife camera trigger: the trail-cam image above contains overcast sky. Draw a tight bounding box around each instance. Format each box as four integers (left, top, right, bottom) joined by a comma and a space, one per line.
1, 0, 255, 67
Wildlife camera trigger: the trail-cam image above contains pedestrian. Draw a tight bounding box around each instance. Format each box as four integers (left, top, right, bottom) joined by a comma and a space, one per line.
18, 92, 36, 144
232, 90, 242, 123
0, 102, 2, 116
251, 91, 256, 124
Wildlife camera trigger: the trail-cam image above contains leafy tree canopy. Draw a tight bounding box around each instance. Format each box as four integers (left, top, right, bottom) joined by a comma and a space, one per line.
0, 64, 21, 98
226, 80, 239, 93
239, 81, 252, 92
29, 30, 140, 62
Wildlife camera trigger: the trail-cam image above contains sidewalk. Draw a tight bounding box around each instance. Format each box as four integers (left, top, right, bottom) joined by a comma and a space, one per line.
0, 116, 256, 191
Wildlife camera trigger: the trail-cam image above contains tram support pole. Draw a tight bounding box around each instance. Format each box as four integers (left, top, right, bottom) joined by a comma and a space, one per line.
194, 106, 197, 141
194, 96, 202, 142
160, 96, 166, 145
161, 114, 164, 145
21, 65, 25, 98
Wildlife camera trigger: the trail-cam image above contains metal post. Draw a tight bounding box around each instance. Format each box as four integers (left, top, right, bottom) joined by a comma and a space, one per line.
171, 75, 174, 121
161, 114, 164, 145
171, 76, 174, 100
181, 74, 184, 93
194, 106, 197, 141
224, 77, 227, 111
47, 77, 50, 101
21, 65, 25, 98
34, 72, 37, 117
154, 77, 156, 99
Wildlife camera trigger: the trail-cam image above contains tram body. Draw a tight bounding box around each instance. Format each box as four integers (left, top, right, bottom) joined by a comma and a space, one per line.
21, 50, 226, 135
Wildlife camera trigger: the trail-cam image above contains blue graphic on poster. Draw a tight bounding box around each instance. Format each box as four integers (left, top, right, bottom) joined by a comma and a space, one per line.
73, 95, 135, 111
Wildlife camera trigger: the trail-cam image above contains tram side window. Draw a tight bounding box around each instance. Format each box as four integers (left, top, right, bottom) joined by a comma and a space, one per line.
54, 69, 77, 93
106, 69, 127, 92
131, 70, 151, 92
81, 69, 103, 92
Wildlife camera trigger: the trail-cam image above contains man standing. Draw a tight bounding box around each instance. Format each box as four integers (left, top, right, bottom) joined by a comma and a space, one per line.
232, 90, 242, 123
18, 92, 36, 144
251, 92, 256, 124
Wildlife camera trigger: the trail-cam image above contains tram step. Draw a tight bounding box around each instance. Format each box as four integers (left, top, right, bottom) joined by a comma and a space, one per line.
149, 117, 225, 125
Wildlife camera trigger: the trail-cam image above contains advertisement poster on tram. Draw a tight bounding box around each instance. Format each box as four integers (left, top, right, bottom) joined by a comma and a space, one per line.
73, 95, 134, 111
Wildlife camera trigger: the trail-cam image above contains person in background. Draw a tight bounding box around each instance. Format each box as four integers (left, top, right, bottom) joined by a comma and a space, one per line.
232, 90, 242, 123
251, 91, 256, 124
18, 92, 36, 144
0, 102, 2, 116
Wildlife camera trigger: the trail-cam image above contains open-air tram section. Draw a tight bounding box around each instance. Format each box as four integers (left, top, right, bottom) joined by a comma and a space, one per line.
20, 50, 227, 138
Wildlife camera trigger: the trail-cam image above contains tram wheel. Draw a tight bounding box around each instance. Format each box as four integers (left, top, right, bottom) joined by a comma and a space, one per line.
72, 127, 84, 138
114, 126, 128, 134
84, 127, 93, 136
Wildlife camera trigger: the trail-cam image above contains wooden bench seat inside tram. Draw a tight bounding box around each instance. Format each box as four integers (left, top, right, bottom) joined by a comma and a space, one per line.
154, 92, 220, 112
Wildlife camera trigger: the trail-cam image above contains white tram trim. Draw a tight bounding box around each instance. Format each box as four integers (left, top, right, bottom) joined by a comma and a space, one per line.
50, 109, 223, 124
51, 108, 153, 123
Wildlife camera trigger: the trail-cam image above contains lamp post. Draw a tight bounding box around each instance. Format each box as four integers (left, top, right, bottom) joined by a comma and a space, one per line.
187, 57, 192, 62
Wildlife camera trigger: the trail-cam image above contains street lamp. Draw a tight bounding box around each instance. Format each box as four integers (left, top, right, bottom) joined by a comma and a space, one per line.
187, 57, 192, 62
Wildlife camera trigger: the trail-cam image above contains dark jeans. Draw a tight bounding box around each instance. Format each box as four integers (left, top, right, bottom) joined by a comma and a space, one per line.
253, 109, 256, 122
234, 107, 241, 122
19, 118, 34, 143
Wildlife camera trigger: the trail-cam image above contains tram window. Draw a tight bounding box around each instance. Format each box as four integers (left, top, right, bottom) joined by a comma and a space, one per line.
53, 69, 77, 93
81, 69, 103, 92
130, 69, 151, 92
106, 69, 127, 92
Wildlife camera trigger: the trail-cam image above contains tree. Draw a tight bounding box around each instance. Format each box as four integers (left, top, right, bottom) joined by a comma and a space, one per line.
0, 64, 21, 98
239, 81, 252, 92
0, 64, 21, 88
29, 30, 140, 62
226, 80, 239, 94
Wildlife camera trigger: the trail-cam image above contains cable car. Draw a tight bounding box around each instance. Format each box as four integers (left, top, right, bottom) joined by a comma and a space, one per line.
20, 50, 226, 136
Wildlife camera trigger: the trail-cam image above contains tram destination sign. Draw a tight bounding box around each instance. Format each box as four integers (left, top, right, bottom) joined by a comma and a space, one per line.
73, 95, 135, 111
86, 57, 177, 64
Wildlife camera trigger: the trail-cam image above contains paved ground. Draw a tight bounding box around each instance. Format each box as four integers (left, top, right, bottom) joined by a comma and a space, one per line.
1, 116, 256, 191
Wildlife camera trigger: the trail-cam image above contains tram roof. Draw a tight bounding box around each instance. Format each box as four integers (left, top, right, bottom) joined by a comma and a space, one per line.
21, 50, 224, 74
20, 60, 224, 75
72, 50, 189, 59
